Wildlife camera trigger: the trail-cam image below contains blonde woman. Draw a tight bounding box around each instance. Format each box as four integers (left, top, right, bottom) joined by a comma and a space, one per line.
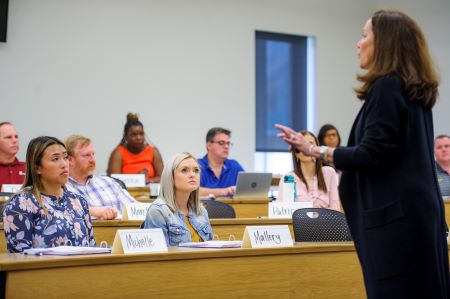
277, 131, 339, 211
143, 152, 213, 246
3, 136, 95, 253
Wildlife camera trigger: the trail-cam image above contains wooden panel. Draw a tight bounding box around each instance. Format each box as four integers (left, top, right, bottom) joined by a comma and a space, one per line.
0, 218, 293, 253
1, 244, 365, 299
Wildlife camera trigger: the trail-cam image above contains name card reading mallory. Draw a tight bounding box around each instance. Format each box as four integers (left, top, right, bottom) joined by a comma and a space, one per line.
111, 174, 146, 188
112, 229, 168, 254
242, 225, 293, 248
121, 203, 152, 220
268, 202, 313, 219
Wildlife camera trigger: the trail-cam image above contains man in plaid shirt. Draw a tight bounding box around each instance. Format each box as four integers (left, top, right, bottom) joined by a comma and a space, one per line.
65, 135, 137, 219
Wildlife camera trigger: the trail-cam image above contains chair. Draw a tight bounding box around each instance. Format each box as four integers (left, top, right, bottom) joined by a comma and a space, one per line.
0, 192, 15, 197
292, 208, 353, 242
108, 176, 127, 189
202, 200, 236, 218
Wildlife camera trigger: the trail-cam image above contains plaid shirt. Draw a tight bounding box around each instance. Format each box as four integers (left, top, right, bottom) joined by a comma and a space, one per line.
436, 163, 450, 197
66, 175, 137, 218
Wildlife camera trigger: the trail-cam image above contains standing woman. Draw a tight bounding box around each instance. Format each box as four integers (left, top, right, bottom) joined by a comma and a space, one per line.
276, 9, 449, 298
277, 131, 340, 211
143, 152, 213, 246
107, 113, 164, 183
3, 136, 95, 253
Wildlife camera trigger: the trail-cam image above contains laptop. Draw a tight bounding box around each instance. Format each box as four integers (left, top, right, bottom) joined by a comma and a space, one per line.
233, 172, 272, 199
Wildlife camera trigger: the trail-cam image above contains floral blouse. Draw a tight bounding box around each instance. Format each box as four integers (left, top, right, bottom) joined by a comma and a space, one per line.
3, 189, 96, 253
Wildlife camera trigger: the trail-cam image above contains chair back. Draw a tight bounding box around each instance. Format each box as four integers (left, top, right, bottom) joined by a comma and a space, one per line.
202, 200, 236, 218
108, 176, 127, 189
292, 208, 352, 242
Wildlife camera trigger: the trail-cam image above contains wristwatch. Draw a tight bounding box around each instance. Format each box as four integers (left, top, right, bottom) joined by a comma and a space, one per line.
319, 146, 328, 163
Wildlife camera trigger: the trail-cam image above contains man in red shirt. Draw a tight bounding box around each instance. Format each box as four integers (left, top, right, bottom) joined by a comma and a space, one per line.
0, 122, 26, 190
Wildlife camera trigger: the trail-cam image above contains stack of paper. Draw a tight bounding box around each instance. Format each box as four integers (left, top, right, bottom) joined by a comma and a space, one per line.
178, 241, 242, 248
23, 246, 111, 256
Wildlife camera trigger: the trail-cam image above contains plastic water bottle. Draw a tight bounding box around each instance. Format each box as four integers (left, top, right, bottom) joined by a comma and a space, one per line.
283, 175, 297, 202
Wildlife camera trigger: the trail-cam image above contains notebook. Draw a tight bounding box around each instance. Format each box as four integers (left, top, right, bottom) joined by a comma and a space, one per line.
233, 172, 272, 199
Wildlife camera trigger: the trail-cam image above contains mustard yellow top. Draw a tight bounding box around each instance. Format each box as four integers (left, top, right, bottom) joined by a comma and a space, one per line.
185, 216, 202, 242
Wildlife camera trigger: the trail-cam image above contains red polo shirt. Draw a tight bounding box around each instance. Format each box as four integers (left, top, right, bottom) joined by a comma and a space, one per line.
0, 158, 26, 190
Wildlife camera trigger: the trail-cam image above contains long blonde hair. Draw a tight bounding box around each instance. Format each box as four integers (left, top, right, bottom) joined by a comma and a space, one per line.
21, 136, 66, 211
159, 152, 202, 215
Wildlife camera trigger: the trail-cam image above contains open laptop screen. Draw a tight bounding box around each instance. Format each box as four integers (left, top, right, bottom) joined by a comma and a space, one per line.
233, 172, 272, 199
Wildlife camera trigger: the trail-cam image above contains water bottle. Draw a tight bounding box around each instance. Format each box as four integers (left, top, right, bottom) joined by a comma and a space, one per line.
283, 175, 297, 202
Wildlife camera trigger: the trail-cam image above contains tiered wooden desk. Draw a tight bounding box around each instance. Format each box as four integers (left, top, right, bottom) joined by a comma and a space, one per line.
135, 196, 271, 218
0, 243, 365, 299
0, 218, 292, 253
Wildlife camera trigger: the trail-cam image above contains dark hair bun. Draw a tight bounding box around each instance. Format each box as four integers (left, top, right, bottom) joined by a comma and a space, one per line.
126, 113, 139, 122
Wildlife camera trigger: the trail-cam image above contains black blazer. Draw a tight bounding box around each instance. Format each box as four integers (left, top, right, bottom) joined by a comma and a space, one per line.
334, 75, 450, 299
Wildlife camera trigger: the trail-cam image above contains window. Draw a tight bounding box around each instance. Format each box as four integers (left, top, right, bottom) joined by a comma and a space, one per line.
255, 31, 315, 174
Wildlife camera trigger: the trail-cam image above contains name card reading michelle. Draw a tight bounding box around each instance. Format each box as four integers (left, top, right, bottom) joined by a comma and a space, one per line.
111, 174, 146, 188
242, 225, 293, 248
112, 229, 168, 254
268, 202, 313, 219
121, 202, 152, 220
1, 184, 22, 193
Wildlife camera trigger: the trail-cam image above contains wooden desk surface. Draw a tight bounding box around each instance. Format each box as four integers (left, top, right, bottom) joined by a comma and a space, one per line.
0, 218, 293, 253
135, 197, 271, 218
0, 243, 365, 299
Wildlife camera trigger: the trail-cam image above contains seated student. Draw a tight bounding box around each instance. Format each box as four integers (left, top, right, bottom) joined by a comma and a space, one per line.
107, 113, 164, 183
198, 127, 244, 197
277, 131, 340, 211
3, 136, 95, 253
435, 134, 450, 197
143, 152, 213, 246
0, 122, 26, 189
317, 124, 341, 148
65, 135, 137, 220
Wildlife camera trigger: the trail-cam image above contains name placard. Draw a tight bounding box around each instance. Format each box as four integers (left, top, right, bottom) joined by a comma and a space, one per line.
121, 202, 152, 220
242, 225, 293, 248
111, 174, 146, 188
1, 184, 21, 193
112, 229, 168, 254
268, 202, 313, 219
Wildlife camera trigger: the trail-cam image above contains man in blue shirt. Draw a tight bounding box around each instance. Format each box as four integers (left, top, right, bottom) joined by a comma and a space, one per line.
435, 134, 450, 197
198, 127, 244, 197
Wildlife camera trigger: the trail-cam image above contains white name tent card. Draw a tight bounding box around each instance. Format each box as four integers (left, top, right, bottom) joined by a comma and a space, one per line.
112, 229, 168, 254
121, 202, 152, 220
268, 202, 313, 219
242, 225, 293, 248
111, 174, 146, 188
1, 184, 21, 193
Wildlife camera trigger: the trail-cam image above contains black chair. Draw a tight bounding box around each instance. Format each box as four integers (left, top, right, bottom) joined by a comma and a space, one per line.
108, 176, 127, 189
0, 192, 15, 197
292, 208, 353, 242
202, 200, 236, 218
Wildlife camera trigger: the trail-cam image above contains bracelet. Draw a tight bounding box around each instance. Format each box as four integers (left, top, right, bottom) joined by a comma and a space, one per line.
308, 144, 315, 155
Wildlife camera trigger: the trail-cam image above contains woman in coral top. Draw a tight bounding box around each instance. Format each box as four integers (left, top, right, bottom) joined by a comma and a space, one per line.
107, 113, 164, 183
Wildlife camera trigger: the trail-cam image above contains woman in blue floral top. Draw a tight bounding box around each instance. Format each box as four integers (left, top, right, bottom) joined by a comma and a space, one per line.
3, 136, 95, 253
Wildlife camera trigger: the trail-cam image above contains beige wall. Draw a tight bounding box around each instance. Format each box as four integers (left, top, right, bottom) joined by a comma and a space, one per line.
0, 0, 448, 173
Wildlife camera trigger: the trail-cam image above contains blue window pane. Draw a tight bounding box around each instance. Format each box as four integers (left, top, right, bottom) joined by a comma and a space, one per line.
255, 31, 309, 152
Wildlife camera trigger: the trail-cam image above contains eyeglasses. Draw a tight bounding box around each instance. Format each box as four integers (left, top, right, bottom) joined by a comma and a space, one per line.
325, 133, 338, 138
210, 140, 233, 148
